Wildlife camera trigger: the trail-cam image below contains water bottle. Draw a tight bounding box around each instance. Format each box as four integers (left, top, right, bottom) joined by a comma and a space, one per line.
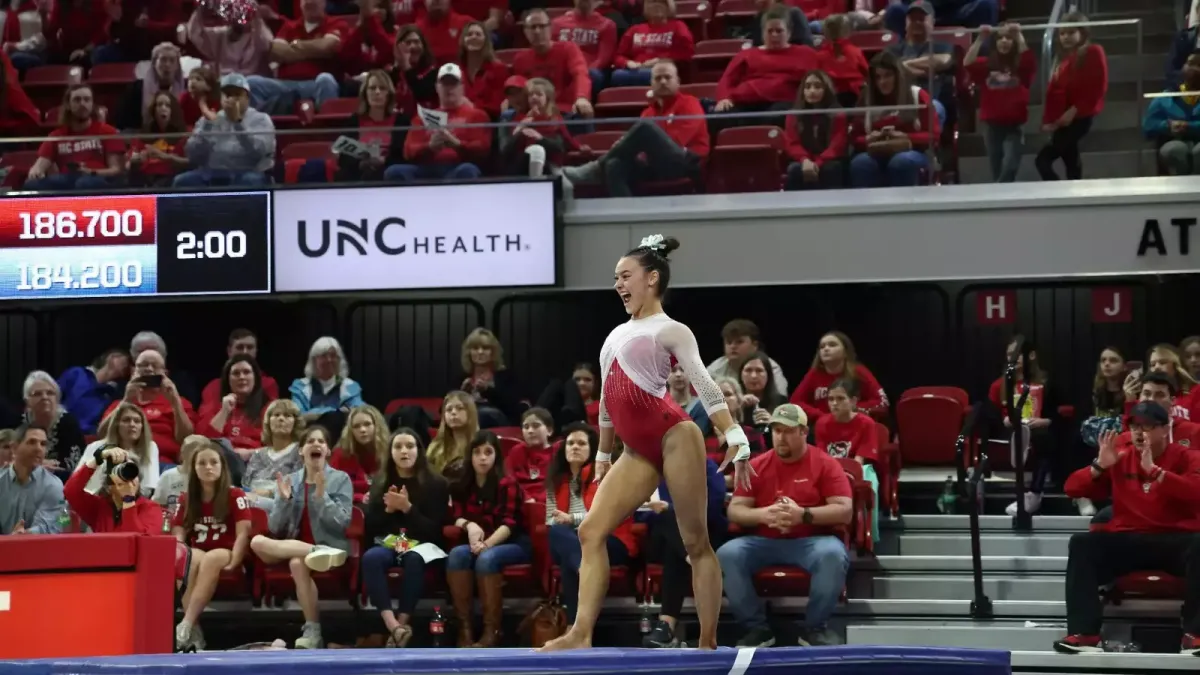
429, 606, 446, 646
936, 476, 957, 514
55, 500, 71, 533
161, 508, 173, 534
639, 603, 653, 635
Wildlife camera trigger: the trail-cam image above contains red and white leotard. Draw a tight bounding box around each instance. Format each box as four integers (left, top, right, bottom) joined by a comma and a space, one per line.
599, 313, 730, 470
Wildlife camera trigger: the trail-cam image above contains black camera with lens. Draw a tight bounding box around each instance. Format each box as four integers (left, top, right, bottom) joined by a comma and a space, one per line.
110, 461, 140, 482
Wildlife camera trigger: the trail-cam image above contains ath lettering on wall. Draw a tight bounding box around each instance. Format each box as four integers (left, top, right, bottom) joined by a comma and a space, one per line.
1090, 287, 1132, 323
976, 290, 1016, 325
1137, 218, 1196, 256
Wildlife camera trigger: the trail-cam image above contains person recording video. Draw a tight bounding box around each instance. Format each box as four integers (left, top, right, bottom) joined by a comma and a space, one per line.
64, 445, 164, 534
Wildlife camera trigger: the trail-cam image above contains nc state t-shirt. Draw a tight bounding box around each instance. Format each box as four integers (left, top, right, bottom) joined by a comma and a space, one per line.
814, 413, 879, 464
37, 121, 125, 172
734, 448, 851, 539
173, 487, 252, 551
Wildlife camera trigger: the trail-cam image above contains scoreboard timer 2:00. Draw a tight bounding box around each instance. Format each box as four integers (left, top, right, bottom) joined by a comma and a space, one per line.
0, 191, 273, 301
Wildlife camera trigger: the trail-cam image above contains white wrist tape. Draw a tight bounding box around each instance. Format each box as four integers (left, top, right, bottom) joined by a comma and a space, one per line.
724, 425, 751, 462
596, 451, 613, 463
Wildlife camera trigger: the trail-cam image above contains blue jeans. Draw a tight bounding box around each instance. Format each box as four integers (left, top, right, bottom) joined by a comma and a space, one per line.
362, 546, 432, 615
884, 0, 998, 35
8, 50, 44, 72
447, 537, 531, 574
90, 43, 129, 65
549, 524, 629, 622
610, 68, 652, 88
849, 149, 928, 187
24, 173, 113, 192
983, 123, 1023, 182
383, 163, 482, 182
246, 73, 339, 115
173, 168, 269, 187
589, 68, 608, 99
716, 534, 848, 630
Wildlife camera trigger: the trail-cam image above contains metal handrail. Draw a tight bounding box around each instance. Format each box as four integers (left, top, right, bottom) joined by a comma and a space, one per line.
955, 402, 992, 619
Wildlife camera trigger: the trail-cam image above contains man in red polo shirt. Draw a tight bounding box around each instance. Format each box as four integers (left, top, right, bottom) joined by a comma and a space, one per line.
98, 349, 195, 469
246, 0, 343, 114
1056, 401, 1200, 655
560, 60, 708, 197
718, 403, 851, 649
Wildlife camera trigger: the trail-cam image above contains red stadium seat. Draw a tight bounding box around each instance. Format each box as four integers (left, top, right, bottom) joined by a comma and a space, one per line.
256, 507, 365, 607
499, 435, 522, 455
847, 30, 899, 56
690, 39, 750, 83
895, 389, 967, 465
875, 422, 900, 518
86, 62, 137, 110
595, 86, 651, 132
0, 150, 39, 188
216, 507, 270, 603
384, 397, 445, 422
495, 48, 521, 66
1108, 571, 1186, 602
281, 141, 334, 162
708, 0, 757, 43
24, 65, 83, 110
680, 82, 718, 100
705, 126, 785, 193
313, 97, 359, 125
900, 386, 969, 410
675, 0, 714, 41
836, 457, 874, 555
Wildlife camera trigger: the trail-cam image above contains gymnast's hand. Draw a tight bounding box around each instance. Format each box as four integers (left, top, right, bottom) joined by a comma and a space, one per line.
593, 456, 612, 483
721, 443, 756, 492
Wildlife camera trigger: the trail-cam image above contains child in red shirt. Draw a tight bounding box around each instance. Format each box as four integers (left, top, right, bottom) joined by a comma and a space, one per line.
965, 22, 1035, 183
179, 66, 220, 128
504, 408, 557, 503
814, 15, 868, 108
814, 378, 879, 543
783, 70, 848, 191
128, 91, 188, 187
1035, 11, 1107, 181
500, 77, 579, 176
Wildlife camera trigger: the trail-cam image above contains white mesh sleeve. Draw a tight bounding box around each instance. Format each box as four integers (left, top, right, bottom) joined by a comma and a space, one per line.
660, 320, 730, 417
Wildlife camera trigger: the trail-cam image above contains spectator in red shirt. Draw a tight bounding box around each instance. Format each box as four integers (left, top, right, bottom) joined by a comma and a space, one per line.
784, 69, 848, 190
513, 9, 594, 120
789, 331, 887, 426
127, 92, 189, 187
101, 0, 185, 63
331, 404, 386, 499
447, 430, 529, 647
46, 0, 113, 65
748, 0, 814, 48
391, 25, 439, 110
171, 440, 252, 652
0, 50, 39, 137
197, 355, 272, 460
98, 348, 196, 469
611, 0, 694, 87
1123, 344, 1199, 421
1055, 401, 1200, 655
552, 0, 619, 95
417, 0, 473, 65
201, 329, 281, 411
335, 69, 408, 181
25, 84, 125, 191
561, 60, 707, 197
1036, 11, 1108, 181
505, 407, 556, 503
180, 66, 221, 129
714, 6, 814, 123
719, 403, 851, 647
249, 425, 353, 649
499, 77, 579, 176
815, 14, 867, 108
342, 0, 397, 78
848, 51, 939, 187
387, 62, 492, 181
815, 378, 879, 543
458, 21, 509, 118
247, 0, 344, 114
965, 22, 1035, 183
65, 445, 163, 535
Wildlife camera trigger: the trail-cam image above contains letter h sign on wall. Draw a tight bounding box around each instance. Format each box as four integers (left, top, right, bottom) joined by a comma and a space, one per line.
976, 290, 1016, 325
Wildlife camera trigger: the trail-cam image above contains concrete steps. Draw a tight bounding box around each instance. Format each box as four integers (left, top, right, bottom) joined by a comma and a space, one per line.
898, 533, 1072, 557
849, 621, 1065, 651
872, 575, 1065, 601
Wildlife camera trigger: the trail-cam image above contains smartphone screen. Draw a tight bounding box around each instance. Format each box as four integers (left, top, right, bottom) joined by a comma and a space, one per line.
137, 374, 163, 387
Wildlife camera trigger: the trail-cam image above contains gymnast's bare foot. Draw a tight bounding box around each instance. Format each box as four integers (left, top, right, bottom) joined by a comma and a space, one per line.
537, 628, 592, 652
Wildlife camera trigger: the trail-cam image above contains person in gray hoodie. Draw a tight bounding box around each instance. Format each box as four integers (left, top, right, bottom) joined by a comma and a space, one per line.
174, 73, 276, 187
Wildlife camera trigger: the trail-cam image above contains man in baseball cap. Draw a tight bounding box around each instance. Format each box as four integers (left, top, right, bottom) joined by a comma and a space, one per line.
717, 401, 853, 649
1055, 398, 1200, 654
883, 0, 997, 37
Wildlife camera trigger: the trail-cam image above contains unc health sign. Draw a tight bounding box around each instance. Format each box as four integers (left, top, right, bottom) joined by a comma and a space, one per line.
273, 181, 557, 292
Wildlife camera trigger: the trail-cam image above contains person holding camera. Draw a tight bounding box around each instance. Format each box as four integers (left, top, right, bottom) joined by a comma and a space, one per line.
171, 440, 252, 652
98, 349, 196, 470
64, 445, 164, 534
249, 425, 352, 649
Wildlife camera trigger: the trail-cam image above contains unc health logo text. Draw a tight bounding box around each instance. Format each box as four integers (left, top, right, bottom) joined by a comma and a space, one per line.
297, 218, 524, 257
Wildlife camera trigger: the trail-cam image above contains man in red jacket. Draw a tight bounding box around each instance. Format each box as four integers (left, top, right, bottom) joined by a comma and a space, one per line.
1056, 401, 1200, 655
385, 63, 492, 181
512, 8, 593, 118
559, 60, 708, 197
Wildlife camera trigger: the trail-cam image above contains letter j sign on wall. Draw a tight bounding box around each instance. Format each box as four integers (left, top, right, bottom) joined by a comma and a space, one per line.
1091, 287, 1132, 323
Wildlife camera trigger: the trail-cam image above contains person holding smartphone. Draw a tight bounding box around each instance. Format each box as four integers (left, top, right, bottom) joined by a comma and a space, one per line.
98, 349, 195, 471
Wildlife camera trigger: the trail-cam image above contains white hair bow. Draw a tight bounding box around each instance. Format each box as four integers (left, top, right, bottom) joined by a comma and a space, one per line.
639, 234, 665, 250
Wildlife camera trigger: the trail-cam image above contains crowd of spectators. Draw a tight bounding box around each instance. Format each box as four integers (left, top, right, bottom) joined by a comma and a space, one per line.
3, 319, 1200, 653
11, 0, 1193, 193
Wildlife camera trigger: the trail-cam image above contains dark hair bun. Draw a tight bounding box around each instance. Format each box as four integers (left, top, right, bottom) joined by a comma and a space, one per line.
660, 236, 681, 256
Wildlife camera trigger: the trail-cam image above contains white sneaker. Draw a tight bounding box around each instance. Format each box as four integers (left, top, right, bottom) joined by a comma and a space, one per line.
304, 545, 347, 572
1005, 492, 1043, 516
294, 622, 324, 649
1075, 498, 1096, 517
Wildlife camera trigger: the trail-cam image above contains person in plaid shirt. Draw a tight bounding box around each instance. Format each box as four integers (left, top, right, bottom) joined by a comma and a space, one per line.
447, 430, 529, 647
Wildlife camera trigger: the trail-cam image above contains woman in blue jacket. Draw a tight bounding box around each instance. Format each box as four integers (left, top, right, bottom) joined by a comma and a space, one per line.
289, 337, 364, 440
641, 457, 728, 648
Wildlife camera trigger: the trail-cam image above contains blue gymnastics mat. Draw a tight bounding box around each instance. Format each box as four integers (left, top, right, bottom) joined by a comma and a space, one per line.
0, 646, 1010, 675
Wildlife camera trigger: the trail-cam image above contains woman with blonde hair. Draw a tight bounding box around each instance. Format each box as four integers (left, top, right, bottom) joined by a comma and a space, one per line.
500, 77, 579, 177
331, 404, 389, 500
74, 401, 160, 495
789, 331, 888, 426
1125, 344, 1199, 420
242, 399, 306, 511
460, 328, 521, 427
427, 391, 480, 480
458, 20, 509, 118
